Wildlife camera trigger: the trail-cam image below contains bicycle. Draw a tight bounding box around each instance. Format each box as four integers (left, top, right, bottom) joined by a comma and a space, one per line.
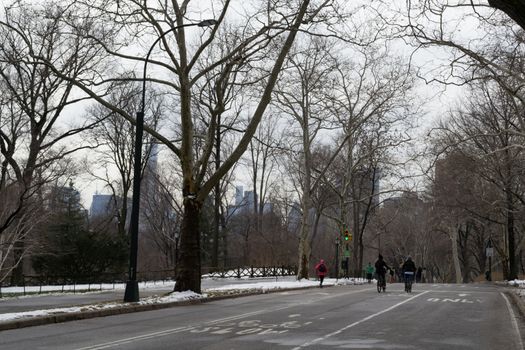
404, 271, 414, 293
377, 273, 386, 293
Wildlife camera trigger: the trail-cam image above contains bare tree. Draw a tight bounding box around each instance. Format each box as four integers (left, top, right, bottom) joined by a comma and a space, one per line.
322, 44, 416, 276
429, 82, 525, 280
15, 0, 338, 293
85, 82, 162, 237
272, 36, 340, 279
139, 165, 182, 272
0, 3, 102, 283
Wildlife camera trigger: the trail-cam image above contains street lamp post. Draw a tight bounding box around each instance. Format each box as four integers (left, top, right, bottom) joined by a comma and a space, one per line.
486, 237, 494, 282
334, 237, 340, 280
124, 19, 218, 302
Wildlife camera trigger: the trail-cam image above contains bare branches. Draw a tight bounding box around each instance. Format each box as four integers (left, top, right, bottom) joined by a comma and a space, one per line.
488, 0, 525, 30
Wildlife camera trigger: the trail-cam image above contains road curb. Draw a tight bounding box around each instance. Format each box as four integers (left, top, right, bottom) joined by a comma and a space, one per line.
505, 288, 525, 319
0, 284, 330, 332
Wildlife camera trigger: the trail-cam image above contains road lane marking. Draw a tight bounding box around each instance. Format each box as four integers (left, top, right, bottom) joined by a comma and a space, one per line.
74, 287, 375, 349
292, 291, 430, 349
418, 289, 494, 294
74, 326, 196, 350
501, 292, 524, 350
427, 297, 478, 303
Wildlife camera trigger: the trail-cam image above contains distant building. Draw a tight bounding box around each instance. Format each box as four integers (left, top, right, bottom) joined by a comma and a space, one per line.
146, 143, 159, 174
89, 193, 132, 228
235, 186, 243, 206
142, 143, 159, 198
90, 194, 117, 218
382, 192, 423, 211
228, 185, 273, 217
287, 202, 302, 233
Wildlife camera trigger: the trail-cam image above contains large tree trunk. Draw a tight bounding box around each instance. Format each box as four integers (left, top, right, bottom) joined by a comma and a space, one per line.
173, 198, 202, 293
172, 0, 312, 293
9, 244, 24, 285
450, 224, 463, 283
297, 190, 312, 280
507, 190, 517, 280
352, 200, 360, 277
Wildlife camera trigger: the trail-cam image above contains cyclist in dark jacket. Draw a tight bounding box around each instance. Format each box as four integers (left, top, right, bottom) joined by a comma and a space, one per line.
402, 256, 417, 286
402, 256, 416, 273
374, 255, 390, 286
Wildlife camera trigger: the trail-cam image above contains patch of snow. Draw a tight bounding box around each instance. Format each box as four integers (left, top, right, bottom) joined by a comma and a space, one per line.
0, 280, 174, 295
0, 291, 204, 322
0, 277, 368, 324
508, 279, 525, 288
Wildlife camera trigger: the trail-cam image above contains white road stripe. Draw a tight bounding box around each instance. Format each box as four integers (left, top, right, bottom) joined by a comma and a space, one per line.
500, 292, 524, 350
292, 290, 430, 349
74, 287, 375, 350
74, 326, 195, 350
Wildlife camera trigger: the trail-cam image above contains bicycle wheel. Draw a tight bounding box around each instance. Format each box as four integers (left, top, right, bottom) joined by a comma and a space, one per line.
377, 280, 382, 293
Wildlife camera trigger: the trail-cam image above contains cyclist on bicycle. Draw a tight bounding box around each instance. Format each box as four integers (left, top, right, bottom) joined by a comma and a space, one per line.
374, 254, 390, 288
402, 256, 417, 291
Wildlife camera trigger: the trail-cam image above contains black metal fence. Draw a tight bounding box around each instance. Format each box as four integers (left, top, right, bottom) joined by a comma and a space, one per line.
204, 266, 297, 278
0, 266, 297, 297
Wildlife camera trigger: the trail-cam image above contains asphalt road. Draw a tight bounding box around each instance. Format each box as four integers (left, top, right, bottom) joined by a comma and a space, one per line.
0, 277, 289, 313
1, 283, 523, 349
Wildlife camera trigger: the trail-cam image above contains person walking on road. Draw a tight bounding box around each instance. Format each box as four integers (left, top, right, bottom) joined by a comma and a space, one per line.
389, 268, 395, 283
315, 259, 328, 288
416, 266, 423, 283
365, 262, 374, 283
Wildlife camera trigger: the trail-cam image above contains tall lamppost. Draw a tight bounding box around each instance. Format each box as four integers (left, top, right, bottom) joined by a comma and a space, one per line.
334, 236, 340, 280
486, 237, 494, 282
124, 19, 218, 302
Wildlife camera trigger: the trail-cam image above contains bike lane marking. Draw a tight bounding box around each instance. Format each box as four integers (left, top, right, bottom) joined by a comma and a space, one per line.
291, 290, 430, 349
74, 287, 375, 350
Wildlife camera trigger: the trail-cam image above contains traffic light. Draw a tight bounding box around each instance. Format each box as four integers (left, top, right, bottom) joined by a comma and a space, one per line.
344, 230, 350, 241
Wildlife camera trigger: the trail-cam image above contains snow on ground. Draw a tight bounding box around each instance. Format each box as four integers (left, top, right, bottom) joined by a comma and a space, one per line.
0, 280, 174, 294
508, 279, 525, 298
0, 291, 204, 322
205, 277, 368, 292
509, 280, 525, 288
0, 277, 367, 323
